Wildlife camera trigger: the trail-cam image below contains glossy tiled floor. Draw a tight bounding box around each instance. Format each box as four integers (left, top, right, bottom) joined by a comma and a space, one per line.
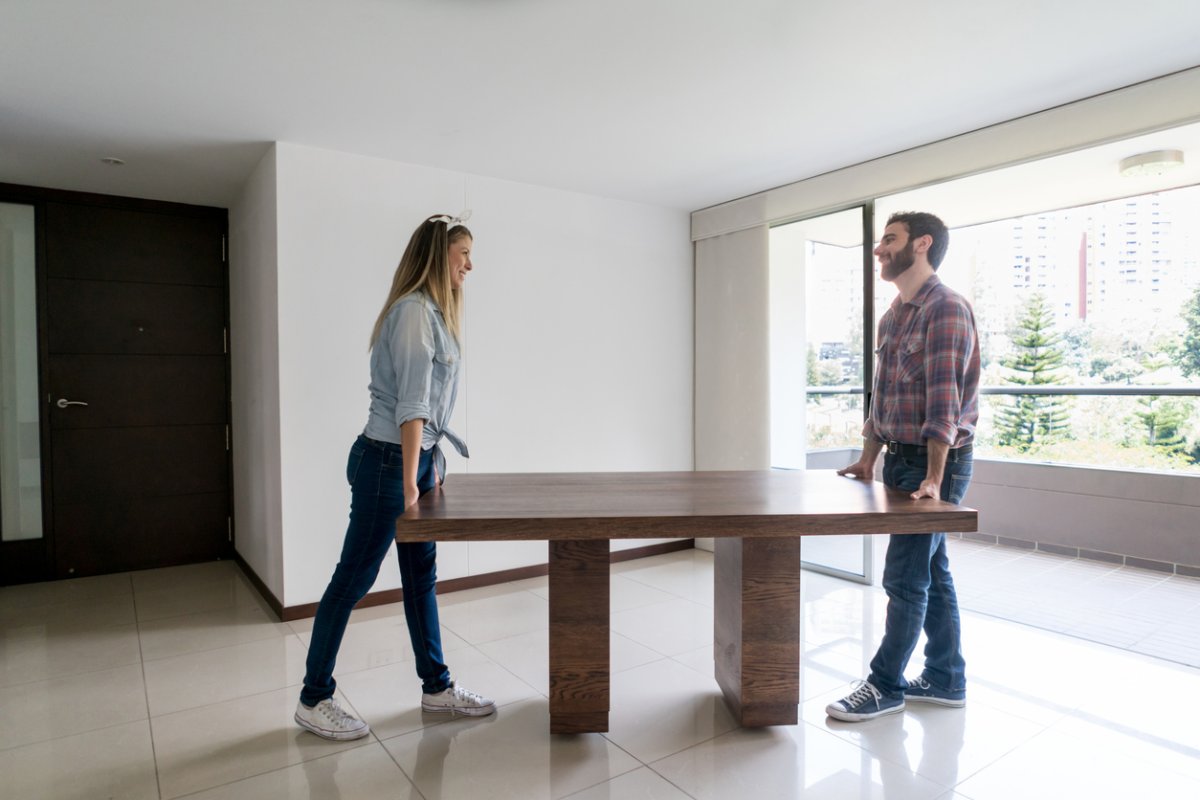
2, 542, 1199, 799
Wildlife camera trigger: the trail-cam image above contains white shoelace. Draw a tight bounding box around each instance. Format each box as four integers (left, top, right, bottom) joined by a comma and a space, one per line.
444, 683, 487, 705
844, 681, 883, 708
316, 698, 357, 726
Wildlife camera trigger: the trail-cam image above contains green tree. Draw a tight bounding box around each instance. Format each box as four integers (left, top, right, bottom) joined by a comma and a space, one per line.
1174, 284, 1200, 378
1132, 396, 1189, 456
995, 293, 1072, 449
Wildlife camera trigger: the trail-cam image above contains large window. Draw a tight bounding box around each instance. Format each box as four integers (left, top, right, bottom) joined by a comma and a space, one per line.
783, 122, 1200, 474
871, 185, 1200, 473
945, 186, 1200, 472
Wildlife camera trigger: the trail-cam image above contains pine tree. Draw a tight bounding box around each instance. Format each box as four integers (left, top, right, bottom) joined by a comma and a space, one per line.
1133, 396, 1188, 455
1175, 285, 1200, 378
995, 293, 1072, 449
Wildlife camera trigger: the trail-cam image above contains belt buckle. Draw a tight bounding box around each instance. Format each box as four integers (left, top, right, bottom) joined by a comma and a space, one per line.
886, 441, 899, 455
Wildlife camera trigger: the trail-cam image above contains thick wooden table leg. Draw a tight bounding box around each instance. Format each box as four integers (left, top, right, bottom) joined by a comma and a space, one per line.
549, 539, 610, 733
714, 536, 801, 726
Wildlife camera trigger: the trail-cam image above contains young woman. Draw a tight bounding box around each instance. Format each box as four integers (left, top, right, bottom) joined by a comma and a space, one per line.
295, 213, 494, 740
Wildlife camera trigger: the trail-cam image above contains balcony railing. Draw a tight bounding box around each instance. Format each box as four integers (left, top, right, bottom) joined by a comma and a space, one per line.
807, 385, 1200, 397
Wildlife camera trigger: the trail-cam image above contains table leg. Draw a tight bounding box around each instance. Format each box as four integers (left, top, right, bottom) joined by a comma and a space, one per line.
549, 539, 610, 733
714, 536, 801, 726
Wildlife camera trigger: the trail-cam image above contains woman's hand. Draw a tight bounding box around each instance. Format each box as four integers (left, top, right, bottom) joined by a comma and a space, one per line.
404, 482, 420, 510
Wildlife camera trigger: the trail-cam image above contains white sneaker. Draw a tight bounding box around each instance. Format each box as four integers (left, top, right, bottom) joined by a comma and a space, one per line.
421, 681, 496, 716
294, 698, 370, 740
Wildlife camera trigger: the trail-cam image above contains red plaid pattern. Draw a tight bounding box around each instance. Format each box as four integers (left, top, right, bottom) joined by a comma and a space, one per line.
863, 275, 980, 448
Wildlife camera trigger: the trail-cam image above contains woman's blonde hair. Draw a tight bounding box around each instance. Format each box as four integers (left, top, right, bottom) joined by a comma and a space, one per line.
369, 215, 472, 348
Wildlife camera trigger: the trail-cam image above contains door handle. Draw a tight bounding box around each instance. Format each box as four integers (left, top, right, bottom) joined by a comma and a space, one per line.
56, 398, 89, 408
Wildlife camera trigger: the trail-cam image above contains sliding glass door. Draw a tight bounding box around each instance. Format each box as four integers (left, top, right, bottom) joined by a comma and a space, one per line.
769, 204, 875, 582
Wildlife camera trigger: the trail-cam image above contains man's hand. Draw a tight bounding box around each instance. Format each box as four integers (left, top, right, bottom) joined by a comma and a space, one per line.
911, 478, 941, 500
911, 440, 950, 500
837, 460, 875, 480
839, 439, 882, 481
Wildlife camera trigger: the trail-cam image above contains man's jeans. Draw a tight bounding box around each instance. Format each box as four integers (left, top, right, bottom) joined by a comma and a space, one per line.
867, 450, 973, 699
300, 435, 451, 707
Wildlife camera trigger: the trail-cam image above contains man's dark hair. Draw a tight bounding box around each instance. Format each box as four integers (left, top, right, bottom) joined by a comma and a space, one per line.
887, 211, 949, 270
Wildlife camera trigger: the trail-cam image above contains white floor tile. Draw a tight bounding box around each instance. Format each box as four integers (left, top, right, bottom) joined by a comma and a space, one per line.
4, 544, 1200, 800
651, 722, 948, 800
0, 571, 131, 611
562, 766, 695, 799
286, 600, 409, 635
292, 611, 472, 675
381, 698, 642, 800
179, 741, 421, 799
954, 725, 1200, 800
438, 588, 549, 644
815, 700, 1046, 789
0, 592, 136, 629
603, 658, 739, 763
0, 619, 141, 687
335, 646, 541, 741
139, 602, 292, 662
615, 551, 715, 606
134, 567, 265, 622
143, 633, 309, 716
151, 686, 368, 799
611, 597, 713, 657
0, 720, 158, 800
0, 662, 147, 749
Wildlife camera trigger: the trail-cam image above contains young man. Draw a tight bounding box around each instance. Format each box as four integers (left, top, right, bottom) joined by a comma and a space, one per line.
827, 211, 980, 722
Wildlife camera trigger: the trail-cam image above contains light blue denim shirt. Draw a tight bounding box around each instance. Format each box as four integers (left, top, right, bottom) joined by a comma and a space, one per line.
363, 291, 468, 473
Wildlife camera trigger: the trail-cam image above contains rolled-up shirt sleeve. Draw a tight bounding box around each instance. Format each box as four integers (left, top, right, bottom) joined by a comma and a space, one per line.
390, 301, 436, 428
921, 298, 976, 446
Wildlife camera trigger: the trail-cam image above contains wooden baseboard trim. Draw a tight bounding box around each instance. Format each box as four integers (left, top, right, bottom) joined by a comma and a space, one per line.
266, 539, 694, 623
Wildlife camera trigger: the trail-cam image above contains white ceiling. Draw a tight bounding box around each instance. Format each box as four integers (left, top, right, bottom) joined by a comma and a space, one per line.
2, 0, 1200, 212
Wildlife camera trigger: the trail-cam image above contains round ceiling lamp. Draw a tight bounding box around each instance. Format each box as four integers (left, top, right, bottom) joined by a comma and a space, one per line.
1119, 149, 1184, 177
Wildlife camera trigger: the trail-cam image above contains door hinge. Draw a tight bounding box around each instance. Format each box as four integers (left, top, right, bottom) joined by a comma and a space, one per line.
223, 327, 228, 354
227, 517, 232, 542
225, 424, 230, 451
222, 234, 227, 263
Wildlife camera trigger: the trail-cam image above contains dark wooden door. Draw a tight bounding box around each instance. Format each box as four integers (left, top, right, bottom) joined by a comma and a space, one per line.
44, 200, 230, 577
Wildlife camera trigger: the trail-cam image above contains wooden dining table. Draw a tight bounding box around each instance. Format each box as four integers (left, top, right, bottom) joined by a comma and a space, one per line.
396, 469, 977, 734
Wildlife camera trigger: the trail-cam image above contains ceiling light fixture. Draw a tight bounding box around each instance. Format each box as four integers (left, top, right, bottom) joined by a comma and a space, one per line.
1118, 149, 1184, 177
100, 157, 126, 166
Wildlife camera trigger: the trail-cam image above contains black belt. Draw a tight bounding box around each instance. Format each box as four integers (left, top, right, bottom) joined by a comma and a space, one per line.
883, 440, 972, 461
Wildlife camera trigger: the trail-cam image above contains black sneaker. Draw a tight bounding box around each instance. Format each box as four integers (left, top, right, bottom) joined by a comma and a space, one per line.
825, 680, 905, 722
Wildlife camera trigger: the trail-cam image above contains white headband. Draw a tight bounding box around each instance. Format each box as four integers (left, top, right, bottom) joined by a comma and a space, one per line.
430, 210, 472, 226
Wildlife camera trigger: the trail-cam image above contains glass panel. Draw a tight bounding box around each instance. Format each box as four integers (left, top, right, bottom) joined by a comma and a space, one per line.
0, 202, 43, 541
770, 206, 872, 582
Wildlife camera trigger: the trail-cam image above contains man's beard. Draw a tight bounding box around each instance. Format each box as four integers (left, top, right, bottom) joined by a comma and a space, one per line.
881, 240, 915, 281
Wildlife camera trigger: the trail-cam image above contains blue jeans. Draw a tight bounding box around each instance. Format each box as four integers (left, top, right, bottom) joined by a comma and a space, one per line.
300, 435, 451, 706
867, 450, 973, 699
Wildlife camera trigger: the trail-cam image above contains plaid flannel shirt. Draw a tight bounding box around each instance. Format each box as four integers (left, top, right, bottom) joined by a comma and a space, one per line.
863, 275, 980, 448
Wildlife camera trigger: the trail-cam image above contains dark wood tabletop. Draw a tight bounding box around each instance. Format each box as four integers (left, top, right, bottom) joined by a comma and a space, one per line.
397, 469, 977, 540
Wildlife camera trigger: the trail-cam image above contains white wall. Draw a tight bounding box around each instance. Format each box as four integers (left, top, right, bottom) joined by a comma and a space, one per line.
229, 146, 284, 596
260, 143, 692, 607
694, 226, 770, 471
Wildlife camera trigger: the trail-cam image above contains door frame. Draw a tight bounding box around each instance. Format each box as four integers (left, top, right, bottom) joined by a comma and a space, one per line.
0, 181, 232, 585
